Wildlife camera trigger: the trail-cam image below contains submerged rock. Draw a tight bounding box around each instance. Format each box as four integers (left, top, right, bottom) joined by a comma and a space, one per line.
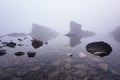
0, 49, 7, 56
79, 52, 86, 58
6, 42, 16, 48
31, 39, 43, 49
15, 52, 25, 56
98, 63, 109, 72
27, 52, 36, 57
86, 41, 112, 57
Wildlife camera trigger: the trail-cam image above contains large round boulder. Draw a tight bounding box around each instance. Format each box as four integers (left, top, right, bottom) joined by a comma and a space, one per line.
86, 41, 112, 57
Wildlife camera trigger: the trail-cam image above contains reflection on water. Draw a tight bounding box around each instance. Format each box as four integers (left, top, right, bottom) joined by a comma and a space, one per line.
0, 23, 120, 80
66, 21, 95, 47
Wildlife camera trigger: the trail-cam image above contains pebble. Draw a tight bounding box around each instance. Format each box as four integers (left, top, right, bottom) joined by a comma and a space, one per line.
52, 59, 61, 66
74, 64, 89, 71
65, 63, 71, 69
31, 66, 40, 71
79, 52, 86, 58
98, 63, 109, 71
74, 69, 87, 79
48, 71, 59, 80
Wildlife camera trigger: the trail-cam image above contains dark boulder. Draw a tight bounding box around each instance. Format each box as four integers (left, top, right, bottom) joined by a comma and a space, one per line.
18, 44, 24, 47
15, 52, 25, 56
27, 52, 36, 57
18, 39, 23, 41
0, 49, 7, 56
6, 42, 16, 48
86, 41, 112, 57
31, 39, 43, 49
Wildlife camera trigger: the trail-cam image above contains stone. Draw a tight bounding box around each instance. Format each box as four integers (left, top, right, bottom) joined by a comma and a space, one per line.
110, 68, 120, 76
48, 71, 59, 80
74, 64, 89, 71
79, 52, 86, 58
0, 49, 7, 56
98, 63, 108, 71
15, 52, 25, 56
6, 42, 16, 48
12, 77, 22, 80
31, 66, 40, 71
16, 70, 28, 77
65, 58, 72, 63
65, 63, 71, 69
31, 39, 43, 49
18, 44, 24, 47
27, 52, 36, 57
52, 59, 61, 66
88, 71, 98, 77
86, 41, 112, 57
66, 53, 73, 57
18, 39, 23, 41
74, 69, 87, 79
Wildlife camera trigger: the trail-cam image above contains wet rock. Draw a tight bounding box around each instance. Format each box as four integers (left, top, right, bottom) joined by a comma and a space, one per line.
65, 63, 71, 69
27, 52, 36, 57
88, 71, 98, 77
86, 41, 112, 57
66, 53, 73, 57
74, 69, 87, 79
65, 72, 72, 80
31, 39, 43, 49
45, 42, 48, 44
2, 42, 8, 44
90, 57, 102, 62
15, 52, 25, 56
79, 52, 86, 58
110, 68, 120, 77
16, 70, 28, 77
48, 71, 59, 80
52, 59, 61, 66
31, 66, 40, 71
18, 39, 23, 41
98, 63, 109, 71
12, 77, 22, 80
6, 42, 16, 48
74, 64, 89, 71
18, 44, 24, 47
0, 46, 3, 48
0, 49, 7, 56
65, 58, 72, 63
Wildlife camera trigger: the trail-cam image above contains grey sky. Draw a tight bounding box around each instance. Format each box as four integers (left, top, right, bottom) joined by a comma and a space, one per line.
0, 0, 120, 35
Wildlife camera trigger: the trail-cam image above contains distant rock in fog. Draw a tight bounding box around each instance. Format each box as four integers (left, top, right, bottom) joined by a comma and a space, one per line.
66, 21, 95, 47
31, 24, 59, 42
111, 27, 120, 43
7, 33, 27, 37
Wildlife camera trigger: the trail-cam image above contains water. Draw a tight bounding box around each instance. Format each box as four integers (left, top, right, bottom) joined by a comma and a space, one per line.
0, 33, 120, 80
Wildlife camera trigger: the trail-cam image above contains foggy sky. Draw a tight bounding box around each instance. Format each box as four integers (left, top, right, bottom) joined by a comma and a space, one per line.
0, 0, 120, 35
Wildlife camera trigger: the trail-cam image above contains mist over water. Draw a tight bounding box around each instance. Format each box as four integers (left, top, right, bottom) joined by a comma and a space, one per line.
0, 0, 120, 35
